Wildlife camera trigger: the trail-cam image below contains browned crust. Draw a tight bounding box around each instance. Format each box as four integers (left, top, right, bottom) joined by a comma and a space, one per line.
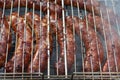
6, 13, 32, 72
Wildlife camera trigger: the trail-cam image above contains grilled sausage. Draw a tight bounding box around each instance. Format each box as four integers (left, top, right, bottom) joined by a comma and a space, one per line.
65, 16, 104, 71
6, 13, 32, 72
0, 12, 11, 68
0, 0, 100, 15
1, 0, 119, 26
0, 0, 62, 18
25, 12, 53, 73
48, 15, 75, 75
49, 0, 120, 27
87, 13, 120, 72
49, 0, 100, 15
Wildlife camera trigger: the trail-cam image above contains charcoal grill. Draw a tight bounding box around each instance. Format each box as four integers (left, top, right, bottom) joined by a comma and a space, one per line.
0, 0, 120, 79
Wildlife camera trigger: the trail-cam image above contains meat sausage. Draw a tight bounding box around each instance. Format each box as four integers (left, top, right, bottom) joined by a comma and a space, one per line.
0, 11, 11, 68
0, 0, 62, 18
87, 13, 120, 72
6, 13, 32, 72
25, 12, 53, 73
65, 16, 104, 71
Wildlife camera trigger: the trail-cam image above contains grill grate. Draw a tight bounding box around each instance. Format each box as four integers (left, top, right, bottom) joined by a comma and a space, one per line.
0, 0, 120, 79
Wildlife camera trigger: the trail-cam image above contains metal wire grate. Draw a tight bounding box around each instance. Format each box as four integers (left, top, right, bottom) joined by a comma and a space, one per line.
0, 0, 120, 79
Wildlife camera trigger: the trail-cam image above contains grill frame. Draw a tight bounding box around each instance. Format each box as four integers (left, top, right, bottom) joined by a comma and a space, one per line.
0, 0, 120, 79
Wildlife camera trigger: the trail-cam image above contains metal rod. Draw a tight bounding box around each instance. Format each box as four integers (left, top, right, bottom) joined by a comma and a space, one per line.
30, 2, 35, 79
99, 5, 112, 80
90, 0, 103, 79
47, 0, 50, 78
76, 0, 85, 80
104, 0, 119, 79
3, 0, 11, 79
13, 0, 20, 79
61, 0, 68, 78
54, 0, 59, 76
70, 0, 76, 74
70, 71, 120, 79
83, 0, 94, 80
22, 0, 28, 79
39, 1, 42, 76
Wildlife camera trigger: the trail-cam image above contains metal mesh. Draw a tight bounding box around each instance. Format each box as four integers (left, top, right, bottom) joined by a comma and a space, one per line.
0, 0, 120, 79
